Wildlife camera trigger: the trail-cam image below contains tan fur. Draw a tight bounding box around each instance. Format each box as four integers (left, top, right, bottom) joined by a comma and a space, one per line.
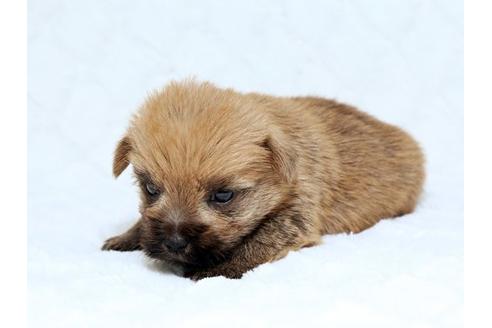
102, 80, 425, 280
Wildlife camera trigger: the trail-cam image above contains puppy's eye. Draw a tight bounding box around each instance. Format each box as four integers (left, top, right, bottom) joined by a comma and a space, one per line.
145, 183, 160, 196
210, 189, 234, 204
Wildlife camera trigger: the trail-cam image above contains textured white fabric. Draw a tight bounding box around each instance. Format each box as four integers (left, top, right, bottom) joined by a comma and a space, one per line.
28, 1, 463, 327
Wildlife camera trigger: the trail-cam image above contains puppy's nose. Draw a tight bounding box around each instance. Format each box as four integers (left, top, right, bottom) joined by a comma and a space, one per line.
164, 234, 189, 252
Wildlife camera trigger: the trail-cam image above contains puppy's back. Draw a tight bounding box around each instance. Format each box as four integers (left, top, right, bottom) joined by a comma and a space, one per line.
292, 97, 425, 234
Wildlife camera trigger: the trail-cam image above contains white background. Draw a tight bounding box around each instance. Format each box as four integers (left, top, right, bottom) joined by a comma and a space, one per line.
27, 1, 463, 327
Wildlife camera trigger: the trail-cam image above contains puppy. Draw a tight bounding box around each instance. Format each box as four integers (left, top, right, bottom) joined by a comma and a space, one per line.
102, 80, 424, 280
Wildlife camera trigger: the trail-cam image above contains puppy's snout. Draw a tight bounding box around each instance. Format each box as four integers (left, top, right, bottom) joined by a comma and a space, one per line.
164, 233, 189, 253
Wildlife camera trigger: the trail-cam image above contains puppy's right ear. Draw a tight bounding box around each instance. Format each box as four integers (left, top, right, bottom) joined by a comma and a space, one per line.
113, 135, 132, 178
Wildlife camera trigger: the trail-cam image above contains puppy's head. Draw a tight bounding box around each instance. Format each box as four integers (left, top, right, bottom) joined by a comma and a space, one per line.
113, 81, 296, 268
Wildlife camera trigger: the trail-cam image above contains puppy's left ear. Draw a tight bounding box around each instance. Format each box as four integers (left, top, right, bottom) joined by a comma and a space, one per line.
262, 131, 297, 184
113, 135, 132, 178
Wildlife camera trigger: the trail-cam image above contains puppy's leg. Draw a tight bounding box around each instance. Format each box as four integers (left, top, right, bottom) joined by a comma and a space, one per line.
102, 219, 143, 251
185, 215, 320, 280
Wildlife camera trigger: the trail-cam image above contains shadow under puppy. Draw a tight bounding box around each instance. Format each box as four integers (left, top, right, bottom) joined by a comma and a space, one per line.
102, 80, 424, 280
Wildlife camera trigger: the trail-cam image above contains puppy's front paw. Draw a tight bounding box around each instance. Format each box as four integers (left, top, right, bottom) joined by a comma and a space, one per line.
101, 234, 141, 252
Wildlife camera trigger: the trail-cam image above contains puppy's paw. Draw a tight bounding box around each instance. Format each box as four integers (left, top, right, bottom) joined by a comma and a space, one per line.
101, 234, 141, 252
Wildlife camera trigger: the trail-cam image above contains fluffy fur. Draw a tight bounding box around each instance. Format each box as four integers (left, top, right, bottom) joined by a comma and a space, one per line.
102, 80, 425, 280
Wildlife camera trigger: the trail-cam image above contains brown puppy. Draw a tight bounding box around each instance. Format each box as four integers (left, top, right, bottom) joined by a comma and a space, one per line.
102, 80, 425, 280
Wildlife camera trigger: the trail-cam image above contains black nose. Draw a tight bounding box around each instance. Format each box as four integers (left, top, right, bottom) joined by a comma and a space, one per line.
164, 234, 189, 252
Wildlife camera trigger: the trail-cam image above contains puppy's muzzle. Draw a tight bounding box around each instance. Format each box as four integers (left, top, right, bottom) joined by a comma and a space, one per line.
164, 233, 189, 253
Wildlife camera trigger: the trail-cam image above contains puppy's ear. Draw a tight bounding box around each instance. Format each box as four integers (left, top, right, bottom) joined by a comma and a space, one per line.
113, 135, 132, 178
261, 133, 297, 184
